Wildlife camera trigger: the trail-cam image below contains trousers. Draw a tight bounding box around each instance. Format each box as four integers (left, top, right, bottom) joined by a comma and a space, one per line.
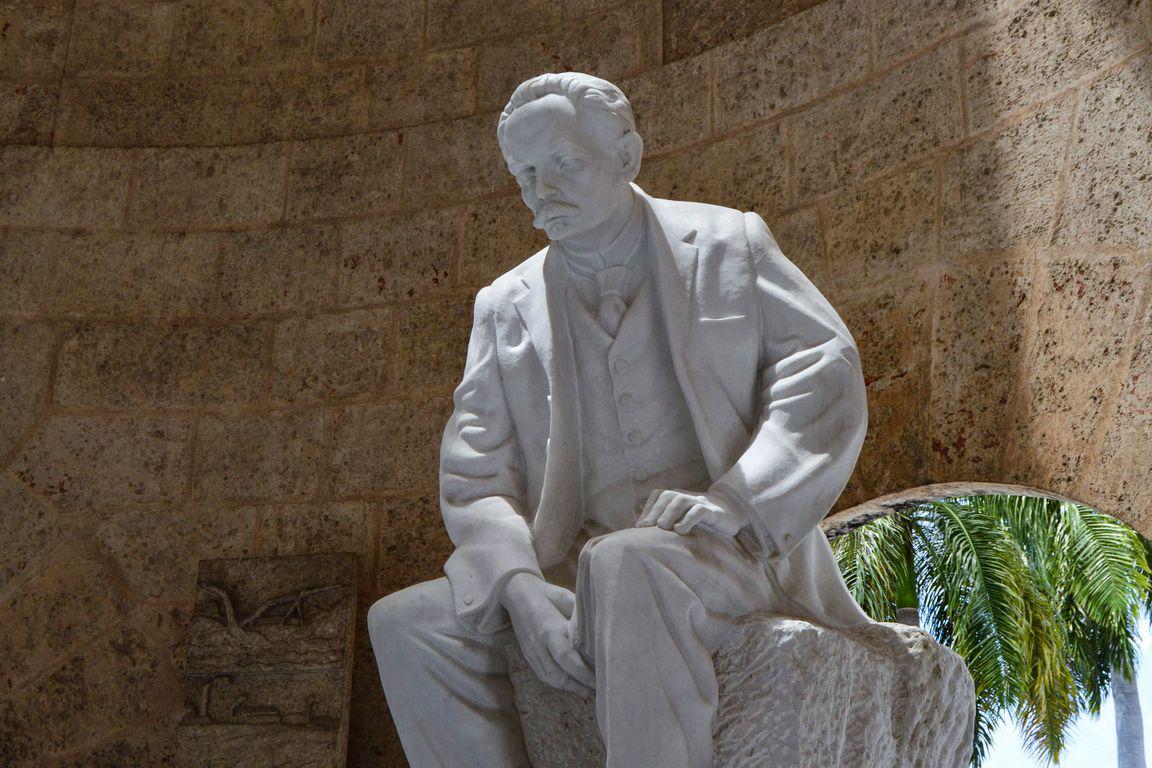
367, 525, 778, 768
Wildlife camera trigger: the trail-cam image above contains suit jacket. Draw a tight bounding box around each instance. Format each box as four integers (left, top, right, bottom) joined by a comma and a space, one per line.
439, 183, 871, 634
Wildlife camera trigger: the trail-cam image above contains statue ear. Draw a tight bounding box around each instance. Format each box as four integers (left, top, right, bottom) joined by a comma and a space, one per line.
617, 132, 644, 184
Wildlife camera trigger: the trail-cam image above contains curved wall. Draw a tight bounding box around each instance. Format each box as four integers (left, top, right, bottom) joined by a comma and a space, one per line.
0, 0, 1149, 764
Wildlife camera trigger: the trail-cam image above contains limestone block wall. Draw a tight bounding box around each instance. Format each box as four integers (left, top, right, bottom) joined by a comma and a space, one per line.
0, 1, 1148, 765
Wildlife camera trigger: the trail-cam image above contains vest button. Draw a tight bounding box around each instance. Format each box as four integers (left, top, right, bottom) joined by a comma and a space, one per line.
613, 357, 629, 373
631, 466, 649, 482
628, 430, 644, 445
618, 392, 635, 406
463, 595, 474, 606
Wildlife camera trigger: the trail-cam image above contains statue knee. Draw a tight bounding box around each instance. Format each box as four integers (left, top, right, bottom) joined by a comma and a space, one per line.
583, 526, 680, 582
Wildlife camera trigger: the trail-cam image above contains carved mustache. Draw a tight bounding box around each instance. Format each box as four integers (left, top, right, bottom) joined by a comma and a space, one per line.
533, 201, 580, 228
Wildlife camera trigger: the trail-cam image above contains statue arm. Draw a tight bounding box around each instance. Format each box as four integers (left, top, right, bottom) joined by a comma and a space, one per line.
706, 211, 868, 562
440, 285, 544, 634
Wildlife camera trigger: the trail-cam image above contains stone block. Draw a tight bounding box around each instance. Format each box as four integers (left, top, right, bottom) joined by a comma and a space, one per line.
96, 504, 256, 603
663, 0, 824, 62
638, 121, 787, 213
65, 0, 175, 77
823, 165, 937, 296
175, 553, 358, 768
873, 0, 1024, 64
169, 0, 315, 73
474, 8, 643, 113
395, 297, 473, 393
0, 1, 70, 79
0, 80, 57, 144
0, 475, 61, 596
376, 495, 454, 595
1056, 54, 1152, 248
0, 146, 132, 228
366, 49, 476, 131
0, 230, 221, 318
837, 278, 931, 389
623, 53, 710, 157
792, 44, 963, 200
12, 415, 192, 511
129, 145, 289, 228
0, 546, 129, 691
942, 95, 1073, 255
963, 0, 1150, 131
507, 615, 974, 768
196, 410, 329, 502
286, 132, 403, 220
427, 0, 562, 47
0, 320, 53, 458
329, 398, 451, 495
928, 256, 1037, 480
767, 207, 827, 292
1005, 253, 1144, 491
315, 0, 423, 61
55, 322, 270, 408
403, 112, 515, 205
714, 0, 871, 132
458, 196, 548, 288
218, 225, 339, 315
272, 308, 391, 401
254, 502, 376, 588
339, 210, 456, 304
841, 371, 930, 508
249, 67, 370, 144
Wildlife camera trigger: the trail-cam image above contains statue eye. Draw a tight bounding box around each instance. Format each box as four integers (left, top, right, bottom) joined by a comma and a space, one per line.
559, 158, 583, 173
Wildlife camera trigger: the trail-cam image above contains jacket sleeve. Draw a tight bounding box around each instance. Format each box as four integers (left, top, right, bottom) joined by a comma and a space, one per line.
439, 285, 544, 634
706, 211, 868, 562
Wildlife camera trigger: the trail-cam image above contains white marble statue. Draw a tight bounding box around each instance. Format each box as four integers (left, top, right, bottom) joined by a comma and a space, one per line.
368, 72, 872, 768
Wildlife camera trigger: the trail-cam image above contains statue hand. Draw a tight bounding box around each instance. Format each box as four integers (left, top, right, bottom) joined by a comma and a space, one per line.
635, 489, 747, 538
502, 573, 595, 696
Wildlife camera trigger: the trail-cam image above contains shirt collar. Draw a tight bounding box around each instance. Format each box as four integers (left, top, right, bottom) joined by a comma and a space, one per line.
559, 191, 644, 280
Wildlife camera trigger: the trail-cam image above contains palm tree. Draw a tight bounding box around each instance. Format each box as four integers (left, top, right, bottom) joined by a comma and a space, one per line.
830, 494, 1150, 766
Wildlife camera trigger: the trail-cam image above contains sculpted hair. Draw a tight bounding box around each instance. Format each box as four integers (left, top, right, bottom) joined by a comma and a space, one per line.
497, 72, 637, 152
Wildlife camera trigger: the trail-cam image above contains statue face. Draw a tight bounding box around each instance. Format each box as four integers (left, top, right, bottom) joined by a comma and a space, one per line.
501, 93, 634, 245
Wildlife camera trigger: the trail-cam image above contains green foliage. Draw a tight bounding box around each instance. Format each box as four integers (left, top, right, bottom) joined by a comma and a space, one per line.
830, 494, 1152, 766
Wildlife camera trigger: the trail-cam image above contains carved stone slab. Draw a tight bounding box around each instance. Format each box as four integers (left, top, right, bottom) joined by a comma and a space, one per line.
175, 553, 358, 768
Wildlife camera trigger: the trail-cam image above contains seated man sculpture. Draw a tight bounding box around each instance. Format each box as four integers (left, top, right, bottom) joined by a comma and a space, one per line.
368, 71, 872, 768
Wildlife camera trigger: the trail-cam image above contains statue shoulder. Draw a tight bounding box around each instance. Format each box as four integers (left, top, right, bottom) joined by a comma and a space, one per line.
645, 194, 753, 254
479, 243, 549, 306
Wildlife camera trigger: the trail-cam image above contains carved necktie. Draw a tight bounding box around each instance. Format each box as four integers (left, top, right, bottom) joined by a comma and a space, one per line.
594, 264, 630, 337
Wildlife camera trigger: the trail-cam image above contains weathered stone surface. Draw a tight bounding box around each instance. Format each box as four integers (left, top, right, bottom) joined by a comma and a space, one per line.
315, 0, 423, 61
768, 206, 826, 292
714, 0, 871, 131
0, 146, 132, 228
638, 121, 787, 213
929, 256, 1037, 480
218, 225, 339, 316
254, 502, 376, 586
457, 196, 547, 289
403, 113, 516, 205
169, 0, 314, 74
394, 297, 472, 392
874, 0, 1024, 64
129, 145, 288, 228
0, 230, 220, 318
507, 615, 974, 768
339, 210, 456, 304
823, 165, 937, 296
842, 372, 931, 508
0, 0, 71, 79
941, 96, 1073, 255
0, 80, 58, 144
55, 322, 270, 408
963, 0, 1150, 131
837, 278, 932, 389
273, 308, 391, 401
376, 495, 454, 595
623, 53, 710, 157
663, 0, 824, 62
366, 49, 476, 131
65, 0, 175, 77
329, 399, 451, 495
792, 44, 963, 199
175, 553, 357, 768
0, 321, 53, 458
427, 0, 561, 47
286, 132, 403, 221
1056, 54, 1152, 248
12, 415, 192, 511
196, 410, 329, 502
0, 476, 61, 596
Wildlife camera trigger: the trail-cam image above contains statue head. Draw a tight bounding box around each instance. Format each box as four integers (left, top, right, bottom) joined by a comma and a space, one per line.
497, 73, 644, 248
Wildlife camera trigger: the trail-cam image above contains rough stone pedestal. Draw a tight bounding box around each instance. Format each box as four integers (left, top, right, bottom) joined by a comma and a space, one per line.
505, 613, 975, 768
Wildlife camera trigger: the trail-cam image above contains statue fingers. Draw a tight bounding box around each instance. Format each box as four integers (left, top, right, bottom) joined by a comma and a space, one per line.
655, 494, 693, 530
637, 489, 676, 527
551, 640, 595, 692
672, 505, 705, 535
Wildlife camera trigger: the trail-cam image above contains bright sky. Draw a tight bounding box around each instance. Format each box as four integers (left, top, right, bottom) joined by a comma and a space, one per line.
984, 621, 1152, 767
